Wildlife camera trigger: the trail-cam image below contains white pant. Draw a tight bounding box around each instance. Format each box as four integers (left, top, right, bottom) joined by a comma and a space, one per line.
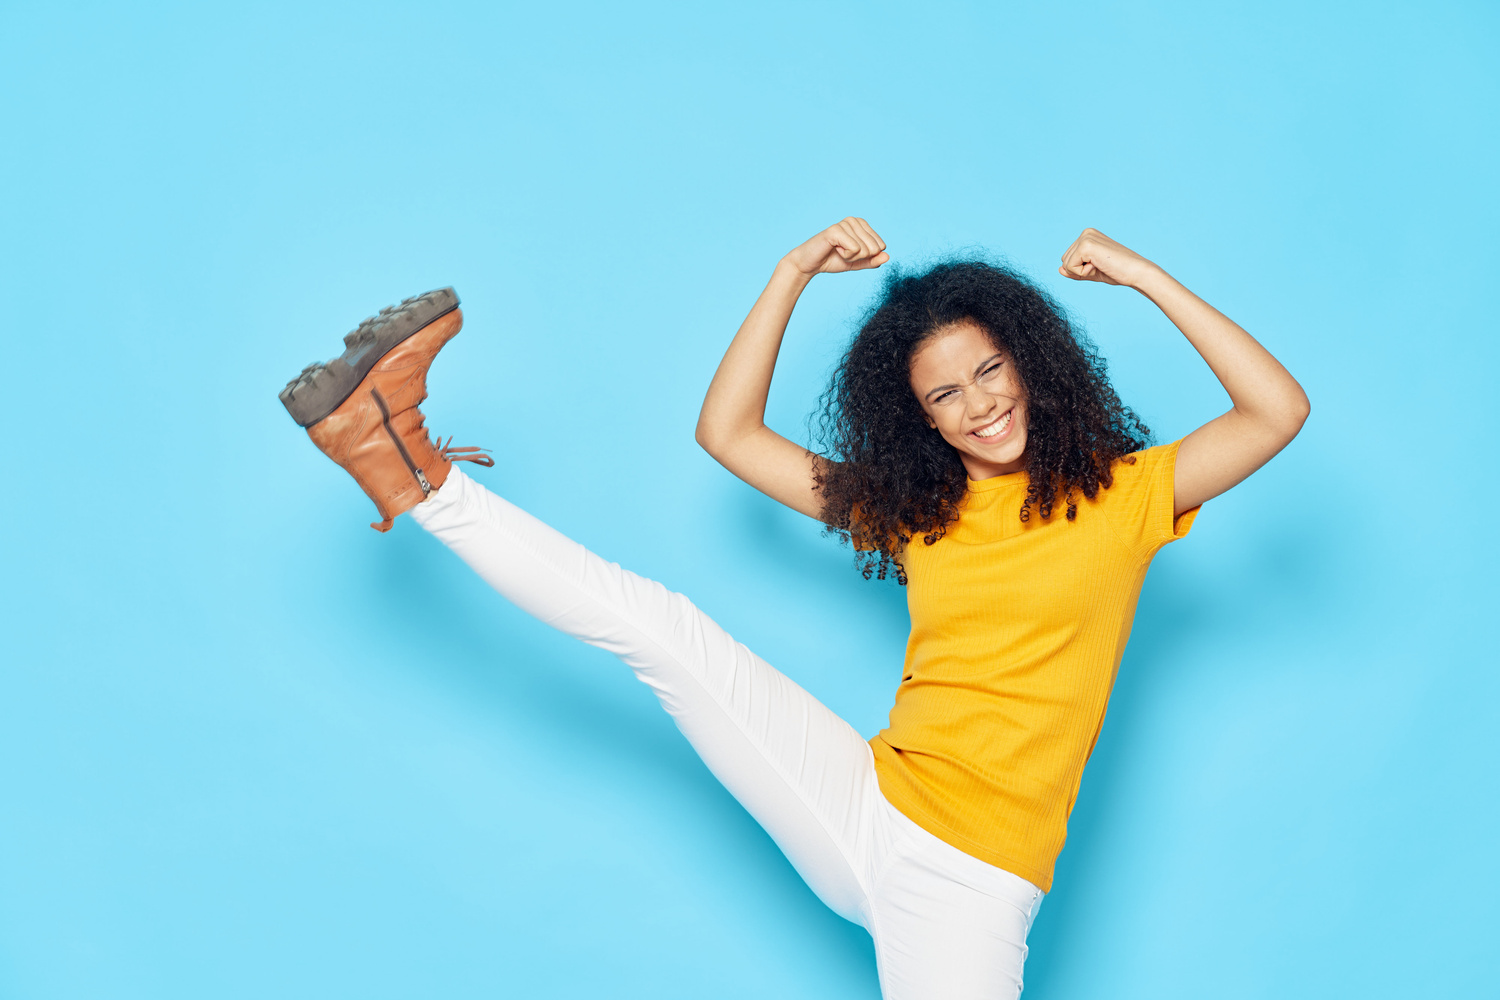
412, 469, 1044, 998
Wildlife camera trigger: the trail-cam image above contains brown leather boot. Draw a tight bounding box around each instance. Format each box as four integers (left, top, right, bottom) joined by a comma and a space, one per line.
279, 288, 493, 531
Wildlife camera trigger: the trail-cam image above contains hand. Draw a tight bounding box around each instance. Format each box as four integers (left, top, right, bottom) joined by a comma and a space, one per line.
784, 217, 889, 276
1058, 228, 1157, 288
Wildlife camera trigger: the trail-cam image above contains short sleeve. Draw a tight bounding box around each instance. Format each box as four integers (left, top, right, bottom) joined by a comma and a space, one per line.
1097, 439, 1199, 558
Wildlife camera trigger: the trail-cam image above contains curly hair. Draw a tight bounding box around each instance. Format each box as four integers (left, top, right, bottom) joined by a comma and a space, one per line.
812, 258, 1152, 583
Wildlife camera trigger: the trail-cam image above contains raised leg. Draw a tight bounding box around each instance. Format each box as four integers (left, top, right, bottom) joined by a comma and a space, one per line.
411, 467, 886, 925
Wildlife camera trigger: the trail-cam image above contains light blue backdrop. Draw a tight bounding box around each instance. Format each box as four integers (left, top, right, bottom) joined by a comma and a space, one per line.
2, 2, 1495, 997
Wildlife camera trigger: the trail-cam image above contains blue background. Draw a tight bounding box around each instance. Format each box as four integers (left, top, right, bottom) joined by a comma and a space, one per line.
2, 2, 1495, 997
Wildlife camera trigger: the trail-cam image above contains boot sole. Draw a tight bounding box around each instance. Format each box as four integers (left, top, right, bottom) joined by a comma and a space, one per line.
279, 287, 460, 427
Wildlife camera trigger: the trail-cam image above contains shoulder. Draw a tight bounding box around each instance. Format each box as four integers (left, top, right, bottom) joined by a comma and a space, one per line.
1095, 439, 1197, 553
1104, 440, 1180, 494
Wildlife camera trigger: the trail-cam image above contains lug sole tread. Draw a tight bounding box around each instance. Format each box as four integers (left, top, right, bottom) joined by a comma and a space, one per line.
278, 287, 460, 427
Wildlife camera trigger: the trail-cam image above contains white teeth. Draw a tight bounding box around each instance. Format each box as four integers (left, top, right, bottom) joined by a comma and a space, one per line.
974, 410, 1013, 438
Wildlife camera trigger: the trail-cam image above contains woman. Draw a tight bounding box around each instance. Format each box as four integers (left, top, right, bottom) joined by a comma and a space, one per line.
279, 219, 1308, 998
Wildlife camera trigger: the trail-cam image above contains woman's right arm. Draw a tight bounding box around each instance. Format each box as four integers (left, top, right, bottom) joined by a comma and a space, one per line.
695, 218, 888, 521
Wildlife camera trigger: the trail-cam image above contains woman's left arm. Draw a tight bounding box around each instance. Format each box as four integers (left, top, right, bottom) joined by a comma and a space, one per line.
1060, 228, 1311, 516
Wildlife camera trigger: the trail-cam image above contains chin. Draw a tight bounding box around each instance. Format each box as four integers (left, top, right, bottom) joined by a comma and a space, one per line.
962, 432, 1027, 471
987, 447, 1026, 466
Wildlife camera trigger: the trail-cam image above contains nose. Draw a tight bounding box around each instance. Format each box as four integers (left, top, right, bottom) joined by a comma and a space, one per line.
964, 385, 995, 420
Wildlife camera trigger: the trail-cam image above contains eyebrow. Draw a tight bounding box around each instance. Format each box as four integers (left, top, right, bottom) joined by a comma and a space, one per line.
922, 353, 1007, 402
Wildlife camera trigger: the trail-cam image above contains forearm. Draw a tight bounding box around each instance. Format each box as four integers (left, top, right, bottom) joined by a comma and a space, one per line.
695, 259, 814, 452
1059, 227, 1309, 511
1132, 266, 1310, 436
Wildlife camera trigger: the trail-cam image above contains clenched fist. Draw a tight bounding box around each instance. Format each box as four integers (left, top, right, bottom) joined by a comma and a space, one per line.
1058, 228, 1158, 288
785, 218, 890, 276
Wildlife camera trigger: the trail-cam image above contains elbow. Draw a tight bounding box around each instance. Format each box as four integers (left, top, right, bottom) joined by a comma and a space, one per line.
694, 419, 719, 454
696, 413, 760, 459
1239, 386, 1310, 447
1274, 387, 1311, 443
1288, 386, 1311, 434
695, 418, 733, 459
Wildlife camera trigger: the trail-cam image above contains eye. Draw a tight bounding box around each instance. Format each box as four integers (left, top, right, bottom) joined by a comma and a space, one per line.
979, 362, 1004, 380
933, 389, 959, 404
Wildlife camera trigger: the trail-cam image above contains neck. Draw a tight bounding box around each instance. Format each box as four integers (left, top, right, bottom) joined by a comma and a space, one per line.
962, 452, 1027, 481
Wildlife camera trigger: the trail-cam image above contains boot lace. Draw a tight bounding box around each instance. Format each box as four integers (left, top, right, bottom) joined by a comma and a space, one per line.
436, 436, 495, 467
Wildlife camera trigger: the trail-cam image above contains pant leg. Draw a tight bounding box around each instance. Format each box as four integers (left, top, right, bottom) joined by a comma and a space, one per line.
868, 797, 1045, 999
410, 467, 884, 925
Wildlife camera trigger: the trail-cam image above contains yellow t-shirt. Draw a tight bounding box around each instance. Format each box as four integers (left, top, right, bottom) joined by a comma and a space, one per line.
870, 439, 1198, 892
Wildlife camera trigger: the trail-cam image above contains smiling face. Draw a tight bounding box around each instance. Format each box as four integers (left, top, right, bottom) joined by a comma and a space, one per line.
909, 319, 1029, 480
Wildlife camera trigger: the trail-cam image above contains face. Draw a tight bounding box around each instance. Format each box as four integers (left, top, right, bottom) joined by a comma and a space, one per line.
909, 320, 1029, 480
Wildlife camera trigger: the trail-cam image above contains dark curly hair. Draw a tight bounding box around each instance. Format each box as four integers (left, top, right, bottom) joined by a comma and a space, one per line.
812, 258, 1151, 583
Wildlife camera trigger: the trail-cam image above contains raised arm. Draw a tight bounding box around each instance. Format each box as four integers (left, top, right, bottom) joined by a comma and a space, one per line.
696, 218, 889, 520
1059, 228, 1310, 516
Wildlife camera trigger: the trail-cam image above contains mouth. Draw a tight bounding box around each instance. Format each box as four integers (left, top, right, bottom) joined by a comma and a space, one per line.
969, 408, 1016, 443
